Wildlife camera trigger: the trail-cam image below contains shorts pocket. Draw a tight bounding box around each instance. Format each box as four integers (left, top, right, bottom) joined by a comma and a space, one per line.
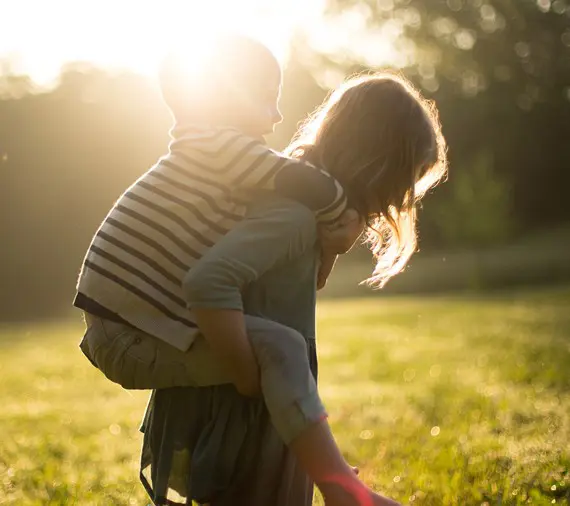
119, 332, 160, 389
126, 333, 190, 389
107, 330, 187, 389
90, 321, 198, 389
91, 327, 140, 389
80, 318, 123, 361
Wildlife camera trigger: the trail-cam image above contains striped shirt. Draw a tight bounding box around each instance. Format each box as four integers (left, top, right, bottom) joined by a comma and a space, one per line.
74, 126, 346, 351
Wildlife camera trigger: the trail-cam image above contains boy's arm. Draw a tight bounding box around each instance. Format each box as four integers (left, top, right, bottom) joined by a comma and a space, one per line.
173, 129, 347, 223
272, 161, 347, 225
229, 135, 347, 223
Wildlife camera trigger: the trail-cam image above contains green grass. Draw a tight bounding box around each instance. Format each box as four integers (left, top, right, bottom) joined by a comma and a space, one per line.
1, 287, 569, 505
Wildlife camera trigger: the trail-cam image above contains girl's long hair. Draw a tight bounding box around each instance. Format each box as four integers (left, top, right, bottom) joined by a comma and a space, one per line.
285, 73, 448, 287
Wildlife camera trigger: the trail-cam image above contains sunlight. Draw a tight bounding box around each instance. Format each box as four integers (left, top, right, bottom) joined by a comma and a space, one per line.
0, 0, 321, 86
1, 0, 406, 88
307, 5, 412, 75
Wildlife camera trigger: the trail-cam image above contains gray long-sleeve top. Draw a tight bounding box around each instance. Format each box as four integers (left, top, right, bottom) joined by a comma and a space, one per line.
183, 197, 319, 340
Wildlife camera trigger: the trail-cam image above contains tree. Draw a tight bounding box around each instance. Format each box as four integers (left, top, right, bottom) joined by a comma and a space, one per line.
317, 0, 570, 104
297, 0, 570, 231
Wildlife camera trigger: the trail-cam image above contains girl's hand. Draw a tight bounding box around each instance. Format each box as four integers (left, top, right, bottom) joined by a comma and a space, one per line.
318, 209, 365, 254
316, 209, 365, 289
317, 251, 338, 290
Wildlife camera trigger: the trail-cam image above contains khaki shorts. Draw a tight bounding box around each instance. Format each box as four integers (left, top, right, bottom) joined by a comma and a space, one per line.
80, 313, 232, 389
79, 312, 326, 443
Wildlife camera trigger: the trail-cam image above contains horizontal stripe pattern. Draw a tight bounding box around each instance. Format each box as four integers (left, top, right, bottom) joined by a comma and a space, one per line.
76, 126, 347, 349
109, 210, 195, 267
84, 261, 197, 328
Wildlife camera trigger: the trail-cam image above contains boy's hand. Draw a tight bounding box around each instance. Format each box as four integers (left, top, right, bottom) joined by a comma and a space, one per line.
318, 209, 364, 255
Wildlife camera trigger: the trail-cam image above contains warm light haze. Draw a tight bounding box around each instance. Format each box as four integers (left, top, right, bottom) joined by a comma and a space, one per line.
1, 0, 405, 87
0, 0, 322, 85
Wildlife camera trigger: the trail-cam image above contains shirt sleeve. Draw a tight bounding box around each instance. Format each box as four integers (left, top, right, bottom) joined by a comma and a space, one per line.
182, 199, 317, 311
171, 128, 347, 224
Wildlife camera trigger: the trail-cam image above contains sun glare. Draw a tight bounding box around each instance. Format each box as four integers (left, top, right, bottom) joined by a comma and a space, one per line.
1, 0, 316, 87
1, 0, 405, 88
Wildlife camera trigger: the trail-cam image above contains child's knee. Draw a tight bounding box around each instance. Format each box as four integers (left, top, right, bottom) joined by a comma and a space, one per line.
258, 325, 308, 368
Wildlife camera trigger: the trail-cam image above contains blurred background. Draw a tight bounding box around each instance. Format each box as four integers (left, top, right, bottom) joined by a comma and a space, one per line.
2, 0, 570, 322
2, 3, 570, 504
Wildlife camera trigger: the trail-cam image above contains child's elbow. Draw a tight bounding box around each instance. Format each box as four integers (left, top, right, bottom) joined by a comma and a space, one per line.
182, 265, 211, 305
182, 263, 241, 309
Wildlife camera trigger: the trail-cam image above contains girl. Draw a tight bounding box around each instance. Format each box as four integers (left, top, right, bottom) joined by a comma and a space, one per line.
140, 72, 448, 506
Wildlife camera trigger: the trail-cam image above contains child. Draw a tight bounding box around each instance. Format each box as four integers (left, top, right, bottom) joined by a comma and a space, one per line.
141, 72, 448, 506
76, 33, 354, 390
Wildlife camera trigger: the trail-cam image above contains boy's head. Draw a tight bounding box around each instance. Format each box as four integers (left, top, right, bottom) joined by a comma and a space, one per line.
160, 34, 283, 138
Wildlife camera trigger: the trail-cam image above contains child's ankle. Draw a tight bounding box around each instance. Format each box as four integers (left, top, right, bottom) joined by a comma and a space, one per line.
318, 473, 371, 506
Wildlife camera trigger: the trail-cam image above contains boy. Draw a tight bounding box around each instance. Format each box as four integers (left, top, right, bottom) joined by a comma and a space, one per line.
76, 34, 359, 405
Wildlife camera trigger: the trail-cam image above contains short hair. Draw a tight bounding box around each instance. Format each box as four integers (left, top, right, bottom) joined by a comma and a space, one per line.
159, 34, 281, 124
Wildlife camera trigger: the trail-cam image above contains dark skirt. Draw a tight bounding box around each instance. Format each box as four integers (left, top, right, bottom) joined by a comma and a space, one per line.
140, 339, 318, 506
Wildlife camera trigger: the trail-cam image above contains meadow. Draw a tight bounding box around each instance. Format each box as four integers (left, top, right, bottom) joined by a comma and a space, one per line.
1, 287, 569, 505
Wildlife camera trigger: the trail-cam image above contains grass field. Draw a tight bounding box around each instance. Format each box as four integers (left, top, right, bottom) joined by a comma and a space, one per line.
1, 287, 569, 505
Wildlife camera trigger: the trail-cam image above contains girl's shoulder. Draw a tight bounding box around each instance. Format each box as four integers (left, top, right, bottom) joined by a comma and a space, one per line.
246, 197, 318, 252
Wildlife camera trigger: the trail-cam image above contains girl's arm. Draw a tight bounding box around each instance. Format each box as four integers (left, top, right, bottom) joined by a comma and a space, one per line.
190, 308, 259, 396
182, 199, 317, 397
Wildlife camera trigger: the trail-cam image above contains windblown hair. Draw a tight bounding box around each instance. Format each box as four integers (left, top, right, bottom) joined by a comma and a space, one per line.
285, 73, 448, 287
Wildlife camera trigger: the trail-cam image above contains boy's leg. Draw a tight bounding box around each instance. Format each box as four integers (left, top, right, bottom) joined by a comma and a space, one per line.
80, 313, 232, 389
81, 313, 326, 442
